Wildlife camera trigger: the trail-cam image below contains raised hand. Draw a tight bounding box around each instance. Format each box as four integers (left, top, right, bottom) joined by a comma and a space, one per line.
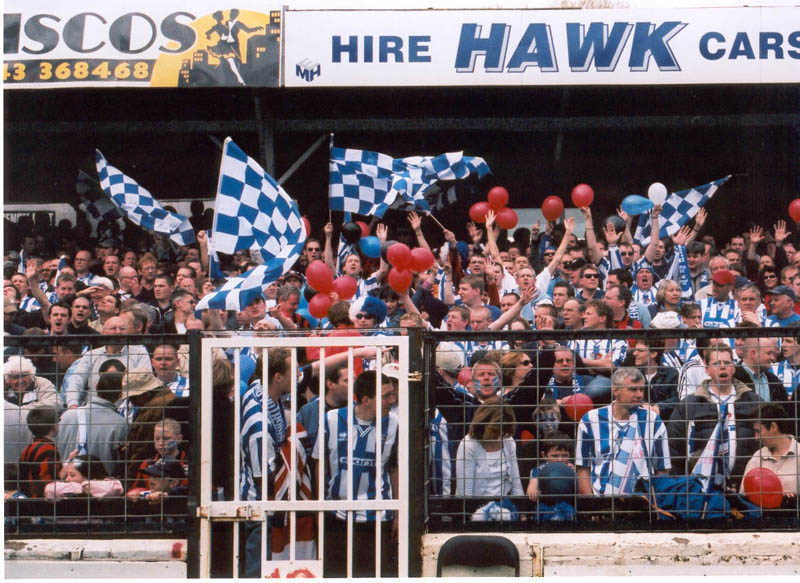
564, 215, 576, 234
694, 207, 707, 228
485, 209, 496, 230
407, 211, 422, 232
376, 223, 388, 243
617, 207, 631, 224
323, 222, 334, 238
443, 229, 456, 244
671, 225, 693, 246
774, 220, 791, 245
749, 225, 764, 246
603, 220, 621, 246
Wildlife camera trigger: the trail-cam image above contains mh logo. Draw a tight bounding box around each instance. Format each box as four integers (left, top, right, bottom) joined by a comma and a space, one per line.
296, 58, 321, 82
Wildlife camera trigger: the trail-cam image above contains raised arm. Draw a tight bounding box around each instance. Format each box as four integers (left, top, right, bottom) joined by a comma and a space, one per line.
322, 222, 336, 270
196, 230, 210, 278
25, 259, 51, 321
580, 207, 603, 265
488, 286, 534, 330
546, 216, 576, 276
685, 207, 706, 246
483, 209, 503, 264
407, 212, 431, 252
642, 204, 663, 263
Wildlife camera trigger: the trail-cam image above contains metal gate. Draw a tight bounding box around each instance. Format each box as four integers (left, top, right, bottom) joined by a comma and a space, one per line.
191, 333, 417, 578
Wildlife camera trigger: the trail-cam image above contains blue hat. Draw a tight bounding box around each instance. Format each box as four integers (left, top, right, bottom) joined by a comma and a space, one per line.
349, 295, 388, 323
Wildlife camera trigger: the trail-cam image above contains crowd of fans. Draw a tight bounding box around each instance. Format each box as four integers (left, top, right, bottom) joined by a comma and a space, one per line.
4, 199, 800, 576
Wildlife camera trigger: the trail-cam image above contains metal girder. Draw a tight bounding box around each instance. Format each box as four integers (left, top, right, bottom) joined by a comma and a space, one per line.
6, 113, 799, 135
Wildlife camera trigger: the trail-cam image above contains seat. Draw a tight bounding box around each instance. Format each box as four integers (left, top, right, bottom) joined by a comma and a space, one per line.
436, 534, 520, 577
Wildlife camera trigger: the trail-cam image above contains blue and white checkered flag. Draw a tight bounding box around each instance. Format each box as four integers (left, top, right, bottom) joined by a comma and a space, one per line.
95, 151, 196, 246
634, 176, 731, 246
329, 147, 491, 218
211, 138, 306, 263
196, 264, 272, 312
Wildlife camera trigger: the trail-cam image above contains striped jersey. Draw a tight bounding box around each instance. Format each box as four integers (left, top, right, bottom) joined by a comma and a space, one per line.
576, 405, 670, 496
239, 380, 286, 501
314, 405, 399, 522
168, 375, 190, 398
699, 296, 741, 329
569, 338, 628, 368
770, 360, 799, 398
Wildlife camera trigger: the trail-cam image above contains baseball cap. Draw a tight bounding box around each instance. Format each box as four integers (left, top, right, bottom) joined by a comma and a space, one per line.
711, 270, 735, 286
765, 285, 797, 302
435, 342, 466, 374
144, 457, 185, 479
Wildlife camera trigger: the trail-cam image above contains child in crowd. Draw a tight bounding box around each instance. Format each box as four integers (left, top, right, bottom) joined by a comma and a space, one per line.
133, 458, 188, 503
44, 455, 123, 500
18, 406, 59, 498
526, 431, 575, 501
127, 418, 187, 494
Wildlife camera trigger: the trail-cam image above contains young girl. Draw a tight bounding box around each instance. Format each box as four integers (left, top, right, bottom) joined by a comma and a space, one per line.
44, 455, 123, 501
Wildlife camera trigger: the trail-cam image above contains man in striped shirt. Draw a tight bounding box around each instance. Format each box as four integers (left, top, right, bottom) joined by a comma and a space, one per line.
239, 348, 294, 578
312, 370, 399, 578
576, 367, 671, 496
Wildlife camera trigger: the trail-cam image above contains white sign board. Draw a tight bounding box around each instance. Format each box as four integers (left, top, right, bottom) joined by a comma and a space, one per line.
284, 7, 800, 87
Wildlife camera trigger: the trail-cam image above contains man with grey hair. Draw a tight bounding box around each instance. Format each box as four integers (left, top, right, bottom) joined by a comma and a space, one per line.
576, 367, 671, 496
61, 315, 152, 408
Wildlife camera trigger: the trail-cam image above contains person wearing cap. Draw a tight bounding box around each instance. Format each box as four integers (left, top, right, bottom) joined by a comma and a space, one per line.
281, 270, 304, 289
698, 268, 741, 330
57, 370, 128, 477
4, 295, 25, 336
137, 457, 188, 502
764, 286, 800, 327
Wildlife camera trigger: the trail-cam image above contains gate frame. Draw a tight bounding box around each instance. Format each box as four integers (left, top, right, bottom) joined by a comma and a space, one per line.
187, 330, 425, 578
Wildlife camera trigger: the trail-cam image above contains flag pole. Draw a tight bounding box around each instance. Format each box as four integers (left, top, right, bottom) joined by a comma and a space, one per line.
328, 133, 334, 224
426, 212, 447, 233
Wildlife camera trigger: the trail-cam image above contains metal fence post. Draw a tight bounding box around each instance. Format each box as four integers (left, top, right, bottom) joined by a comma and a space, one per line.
186, 330, 202, 578
407, 327, 426, 576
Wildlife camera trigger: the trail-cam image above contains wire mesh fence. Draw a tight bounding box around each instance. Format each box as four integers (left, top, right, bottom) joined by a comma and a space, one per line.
423, 327, 800, 531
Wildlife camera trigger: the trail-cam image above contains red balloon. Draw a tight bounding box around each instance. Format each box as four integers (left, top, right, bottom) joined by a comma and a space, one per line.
457, 366, 472, 387
387, 267, 413, 293
307, 293, 332, 319
487, 186, 509, 211
495, 207, 518, 230
410, 247, 435, 273
571, 183, 595, 208
562, 393, 593, 421
743, 467, 784, 508
469, 201, 490, 223
356, 220, 370, 238
305, 260, 334, 294
542, 195, 564, 222
789, 199, 800, 223
386, 242, 412, 270
301, 216, 311, 237
331, 276, 357, 301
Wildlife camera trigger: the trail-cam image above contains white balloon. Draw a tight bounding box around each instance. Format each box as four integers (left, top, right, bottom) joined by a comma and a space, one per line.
648, 182, 668, 205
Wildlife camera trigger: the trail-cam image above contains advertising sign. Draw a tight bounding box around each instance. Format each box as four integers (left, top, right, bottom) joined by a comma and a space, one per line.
284, 7, 800, 87
3, 3, 282, 88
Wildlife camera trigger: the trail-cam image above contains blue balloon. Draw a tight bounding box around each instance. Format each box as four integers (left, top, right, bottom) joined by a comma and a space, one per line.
295, 308, 318, 328
621, 194, 654, 216
359, 235, 381, 258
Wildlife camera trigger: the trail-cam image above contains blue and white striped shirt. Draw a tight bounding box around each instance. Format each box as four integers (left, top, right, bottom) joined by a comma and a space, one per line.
239, 380, 286, 502
314, 405, 399, 522
576, 405, 670, 496
569, 338, 628, 368
699, 296, 741, 329
168, 375, 190, 398
770, 360, 799, 398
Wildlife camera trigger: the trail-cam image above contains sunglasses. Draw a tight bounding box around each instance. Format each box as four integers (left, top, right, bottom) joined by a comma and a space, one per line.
763, 274, 777, 279
583, 273, 599, 279
543, 251, 555, 256
620, 251, 634, 257
520, 359, 532, 366
355, 313, 374, 320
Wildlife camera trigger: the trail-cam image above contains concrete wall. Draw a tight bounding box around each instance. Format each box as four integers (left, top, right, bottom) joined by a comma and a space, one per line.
4, 539, 187, 579
422, 531, 800, 577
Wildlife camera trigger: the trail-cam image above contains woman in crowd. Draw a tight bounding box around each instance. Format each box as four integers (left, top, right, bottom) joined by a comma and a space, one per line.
455, 396, 523, 498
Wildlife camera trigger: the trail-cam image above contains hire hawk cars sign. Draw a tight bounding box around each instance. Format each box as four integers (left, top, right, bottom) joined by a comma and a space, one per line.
3, 2, 282, 88
283, 6, 800, 87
